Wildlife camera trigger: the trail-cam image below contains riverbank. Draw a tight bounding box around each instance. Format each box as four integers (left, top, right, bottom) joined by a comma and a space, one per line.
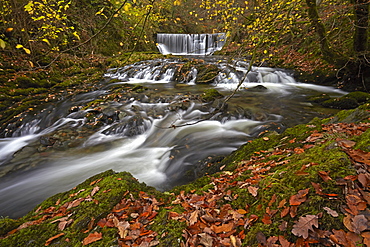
0, 101, 369, 246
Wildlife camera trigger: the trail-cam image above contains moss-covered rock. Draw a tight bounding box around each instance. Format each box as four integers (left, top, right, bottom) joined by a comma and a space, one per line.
201, 88, 223, 102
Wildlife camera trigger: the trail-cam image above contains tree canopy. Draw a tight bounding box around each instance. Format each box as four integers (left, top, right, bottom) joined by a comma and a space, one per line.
0, 0, 369, 90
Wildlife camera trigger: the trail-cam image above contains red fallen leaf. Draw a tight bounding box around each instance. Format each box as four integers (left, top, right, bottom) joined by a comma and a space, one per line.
262, 214, 272, 225
211, 222, 235, 234
278, 235, 291, 247
344, 175, 358, 181
45, 233, 64, 246
290, 205, 298, 218
346, 149, 370, 165
89, 178, 102, 186
318, 171, 332, 182
280, 207, 290, 218
268, 194, 277, 207
278, 199, 287, 208
291, 215, 319, 239
82, 232, 102, 245
293, 147, 305, 154
362, 231, 370, 246
289, 188, 310, 206
247, 186, 258, 197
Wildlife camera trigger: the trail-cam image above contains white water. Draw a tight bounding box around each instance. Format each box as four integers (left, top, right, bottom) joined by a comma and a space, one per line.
156, 33, 226, 55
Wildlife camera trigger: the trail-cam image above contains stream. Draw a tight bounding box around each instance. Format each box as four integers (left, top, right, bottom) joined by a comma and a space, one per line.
0, 56, 345, 218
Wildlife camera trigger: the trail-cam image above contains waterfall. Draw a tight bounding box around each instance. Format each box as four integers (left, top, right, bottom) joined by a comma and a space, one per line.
156, 33, 227, 55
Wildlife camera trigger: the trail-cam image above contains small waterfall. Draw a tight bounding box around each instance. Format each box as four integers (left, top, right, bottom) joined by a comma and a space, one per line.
156, 33, 227, 55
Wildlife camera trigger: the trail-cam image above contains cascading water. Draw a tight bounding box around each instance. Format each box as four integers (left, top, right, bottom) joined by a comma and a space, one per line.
156, 33, 227, 55
0, 56, 346, 218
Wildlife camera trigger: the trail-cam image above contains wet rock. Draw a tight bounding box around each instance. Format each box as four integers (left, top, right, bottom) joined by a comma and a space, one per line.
202, 89, 223, 102
245, 85, 268, 92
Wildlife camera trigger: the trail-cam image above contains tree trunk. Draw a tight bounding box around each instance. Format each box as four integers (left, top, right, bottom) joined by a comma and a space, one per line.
352, 0, 369, 55
305, 0, 338, 63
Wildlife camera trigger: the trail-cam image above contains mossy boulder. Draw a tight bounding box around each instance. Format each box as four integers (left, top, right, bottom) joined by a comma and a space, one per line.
313, 91, 370, 110
195, 63, 220, 84
201, 88, 223, 101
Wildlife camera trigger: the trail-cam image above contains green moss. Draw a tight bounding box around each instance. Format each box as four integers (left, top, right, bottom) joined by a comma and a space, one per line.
345, 91, 370, 103
201, 88, 223, 101
149, 208, 187, 246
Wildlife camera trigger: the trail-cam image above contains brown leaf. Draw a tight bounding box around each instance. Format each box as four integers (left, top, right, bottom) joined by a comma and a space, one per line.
90, 186, 100, 197
262, 214, 272, 225
323, 207, 339, 217
198, 233, 213, 247
247, 186, 258, 197
278, 221, 288, 231
330, 229, 349, 246
256, 231, 267, 245
361, 231, 370, 246
291, 215, 319, 239
337, 139, 356, 148
116, 221, 130, 238
45, 233, 64, 246
82, 232, 102, 245
318, 171, 332, 182
58, 219, 73, 231
278, 199, 287, 208
188, 210, 199, 226
343, 214, 354, 232
280, 207, 290, 218
358, 173, 370, 188
352, 214, 368, 234
210, 222, 234, 234
278, 235, 292, 247
289, 188, 309, 206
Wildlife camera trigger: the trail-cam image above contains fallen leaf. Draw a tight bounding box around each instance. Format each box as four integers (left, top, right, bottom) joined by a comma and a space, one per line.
256, 231, 267, 245
198, 233, 213, 247
91, 186, 100, 197
361, 231, 370, 246
352, 214, 368, 234
337, 139, 356, 148
82, 232, 102, 245
210, 222, 234, 234
278, 221, 288, 231
45, 233, 64, 246
189, 210, 199, 226
278, 235, 291, 247
247, 186, 258, 197
262, 214, 272, 225
323, 207, 339, 217
291, 214, 319, 239
289, 188, 310, 206
318, 171, 332, 182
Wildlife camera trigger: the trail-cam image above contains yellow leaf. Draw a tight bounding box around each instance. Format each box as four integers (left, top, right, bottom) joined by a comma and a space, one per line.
16, 44, 24, 49
42, 38, 51, 46
0, 39, 6, 49
24, 48, 31, 54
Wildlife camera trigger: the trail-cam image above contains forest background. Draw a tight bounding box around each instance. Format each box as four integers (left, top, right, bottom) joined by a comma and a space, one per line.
1, 0, 369, 92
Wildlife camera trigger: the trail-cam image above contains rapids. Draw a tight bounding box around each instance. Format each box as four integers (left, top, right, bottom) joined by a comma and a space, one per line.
0, 57, 345, 218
